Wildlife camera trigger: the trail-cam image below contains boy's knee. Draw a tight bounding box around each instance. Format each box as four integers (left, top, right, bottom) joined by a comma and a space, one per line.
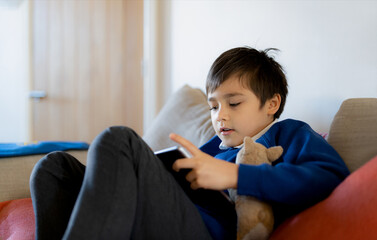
30, 151, 83, 188
33, 151, 67, 171
30, 151, 68, 186
30, 152, 80, 178
108, 126, 138, 138
89, 126, 149, 163
95, 126, 141, 145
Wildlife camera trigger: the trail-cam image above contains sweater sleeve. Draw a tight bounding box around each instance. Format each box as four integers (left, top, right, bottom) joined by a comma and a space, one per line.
237, 120, 350, 208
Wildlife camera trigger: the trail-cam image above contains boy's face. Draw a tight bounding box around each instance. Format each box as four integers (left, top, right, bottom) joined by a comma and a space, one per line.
207, 76, 277, 147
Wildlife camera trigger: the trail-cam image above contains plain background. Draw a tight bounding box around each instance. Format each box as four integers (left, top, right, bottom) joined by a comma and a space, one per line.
153, 0, 377, 133
1, 0, 377, 141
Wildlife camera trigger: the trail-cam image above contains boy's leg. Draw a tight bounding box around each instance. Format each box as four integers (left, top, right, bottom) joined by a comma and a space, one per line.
64, 126, 212, 240
30, 151, 86, 240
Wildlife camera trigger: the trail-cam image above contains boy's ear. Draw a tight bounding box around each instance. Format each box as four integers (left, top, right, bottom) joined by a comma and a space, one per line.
267, 94, 281, 115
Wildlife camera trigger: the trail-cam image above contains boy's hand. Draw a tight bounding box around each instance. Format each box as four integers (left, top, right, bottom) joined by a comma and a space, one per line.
169, 133, 239, 191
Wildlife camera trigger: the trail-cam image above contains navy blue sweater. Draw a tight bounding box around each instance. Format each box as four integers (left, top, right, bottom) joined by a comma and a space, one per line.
198, 119, 350, 239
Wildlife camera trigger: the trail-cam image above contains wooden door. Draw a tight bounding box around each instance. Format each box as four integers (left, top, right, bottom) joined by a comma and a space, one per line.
31, 0, 143, 143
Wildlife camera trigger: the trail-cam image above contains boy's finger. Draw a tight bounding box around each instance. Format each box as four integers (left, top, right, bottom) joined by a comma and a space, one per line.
190, 180, 201, 190
169, 133, 200, 156
172, 158, 195, 172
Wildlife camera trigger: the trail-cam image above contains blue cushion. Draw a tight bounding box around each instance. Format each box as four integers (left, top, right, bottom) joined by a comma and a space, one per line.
0, 141, 89, 157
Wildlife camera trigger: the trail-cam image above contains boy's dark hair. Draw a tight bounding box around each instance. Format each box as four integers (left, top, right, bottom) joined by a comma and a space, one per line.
206, 46, 288, 119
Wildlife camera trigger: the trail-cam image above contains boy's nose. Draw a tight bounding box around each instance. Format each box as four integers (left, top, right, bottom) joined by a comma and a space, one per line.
216, 107, 229, 122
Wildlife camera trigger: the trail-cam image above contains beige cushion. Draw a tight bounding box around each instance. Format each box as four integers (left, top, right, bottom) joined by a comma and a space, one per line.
143, 85, 215, 151
328, 98, 377, 172
0, 150, 87, 202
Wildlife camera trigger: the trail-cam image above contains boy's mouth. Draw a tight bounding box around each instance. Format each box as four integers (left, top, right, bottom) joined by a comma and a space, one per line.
220, 127, 234, 136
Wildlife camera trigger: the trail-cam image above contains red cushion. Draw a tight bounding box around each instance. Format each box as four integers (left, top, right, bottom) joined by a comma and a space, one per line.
0, 198, 35, 240
270, 155, 377, 240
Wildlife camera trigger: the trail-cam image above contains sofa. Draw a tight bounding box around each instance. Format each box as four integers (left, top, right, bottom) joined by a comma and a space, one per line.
1, 85, 376, 239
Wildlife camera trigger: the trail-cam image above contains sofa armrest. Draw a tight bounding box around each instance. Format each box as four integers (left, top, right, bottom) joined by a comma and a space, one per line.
0, 150, 87, 202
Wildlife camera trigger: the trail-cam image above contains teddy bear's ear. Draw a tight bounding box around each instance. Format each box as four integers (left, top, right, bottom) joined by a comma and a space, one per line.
243, 137, 254, 152
266, 146, 283, 162
243, 136, 253, 144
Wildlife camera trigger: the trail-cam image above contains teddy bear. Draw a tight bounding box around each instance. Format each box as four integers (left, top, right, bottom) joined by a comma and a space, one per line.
228, 137, 283, 240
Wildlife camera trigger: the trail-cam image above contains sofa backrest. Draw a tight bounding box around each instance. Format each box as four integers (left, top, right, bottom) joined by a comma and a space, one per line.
327, 98, 377, 172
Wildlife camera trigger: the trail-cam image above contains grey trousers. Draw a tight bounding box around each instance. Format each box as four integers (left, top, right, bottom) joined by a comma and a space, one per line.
30, 126, 212, 240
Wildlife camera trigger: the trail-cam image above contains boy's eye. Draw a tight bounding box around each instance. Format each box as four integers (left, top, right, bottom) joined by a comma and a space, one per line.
209, 106, 218, 111
229, 102, 241, 107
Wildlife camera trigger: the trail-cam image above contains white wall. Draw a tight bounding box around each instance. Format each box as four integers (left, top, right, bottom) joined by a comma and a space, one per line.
161, 0, 377, 133
0, 0, 30, 142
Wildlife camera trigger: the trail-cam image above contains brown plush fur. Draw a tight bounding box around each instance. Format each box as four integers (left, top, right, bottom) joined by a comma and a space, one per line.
229, 137, 283, 240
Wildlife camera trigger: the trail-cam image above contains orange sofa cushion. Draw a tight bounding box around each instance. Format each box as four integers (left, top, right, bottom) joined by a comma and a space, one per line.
270, 155, 377, 240
0, 198, 35, 240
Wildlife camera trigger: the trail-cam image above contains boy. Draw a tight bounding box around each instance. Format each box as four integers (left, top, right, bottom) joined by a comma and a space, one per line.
30, 47, 349, 240
170, 47, 349, 238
